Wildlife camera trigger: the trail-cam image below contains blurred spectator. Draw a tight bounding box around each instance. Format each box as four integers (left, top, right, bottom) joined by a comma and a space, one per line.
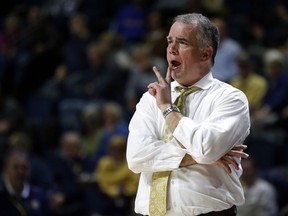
95, 102, 129, 163
145, 10, 167, 59
0, 89, 24, 161
244, 20, 269, 74
59, 131, 94, 175
42, 0, 81, 41
110, 0, 150, 46
62, 13, 94, 74
0, 89, 24, 133
102, 102, 128, 137
80, 103, 104, 158
260, 166, 288, 216
95, 135, 139, 216
0, 13, 29, 97
77, 0, 110, 33
125, 42, 167, 116
238, 157, 278, 216
152, 0, 189, 11
0, 149, 51, 215
200, 0, 226, 17
267, 1, 288, 48
96, 31, 131, 105
230, 52, 268, 116
253, 49, 288, 128
98, 31, 131, 73
64, 40, 124, 101
212, 17, 243, 83
43, 0, 80, 20
14, 5, 61, 102
46, 130, 91, 216
8, 131, 54, 190
0, 12, 23, 62
40, 64, 69, 104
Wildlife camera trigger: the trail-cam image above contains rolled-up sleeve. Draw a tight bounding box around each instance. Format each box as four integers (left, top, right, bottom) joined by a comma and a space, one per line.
126, 93, 186, 174
173, 89, 250, 164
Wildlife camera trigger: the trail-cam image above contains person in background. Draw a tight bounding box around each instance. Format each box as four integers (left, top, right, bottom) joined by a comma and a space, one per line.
237, 157, 278, 216
125, 42, 167, 116
58, 130, 95, 177
145, 10, 167, 59
95, 135, 139, 216
127, 13, 250, 216
8, 131, 54, 190
80, 103, 104, 159
0, 88, 24, 163
253, 49, 288, 129
230, 52, 268, 117
64, 40, 124, 101
0, 149, 51, 216
211, 17, 243, 83
46, 130, 91, 216
109, 0, 150, 46
94, 102, 129, 163
62, 13, 94, 74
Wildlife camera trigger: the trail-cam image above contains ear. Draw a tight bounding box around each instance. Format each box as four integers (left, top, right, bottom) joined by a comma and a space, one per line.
201, 47, 213, 62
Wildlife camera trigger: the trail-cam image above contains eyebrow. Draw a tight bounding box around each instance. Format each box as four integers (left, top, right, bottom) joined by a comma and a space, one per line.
166, 36, 189, 42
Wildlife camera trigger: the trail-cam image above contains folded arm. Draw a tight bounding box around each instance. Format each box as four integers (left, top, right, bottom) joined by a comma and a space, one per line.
180, 144, 249, 173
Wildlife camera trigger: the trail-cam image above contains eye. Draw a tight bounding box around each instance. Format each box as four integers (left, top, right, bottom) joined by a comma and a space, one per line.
179, 40, 188, 45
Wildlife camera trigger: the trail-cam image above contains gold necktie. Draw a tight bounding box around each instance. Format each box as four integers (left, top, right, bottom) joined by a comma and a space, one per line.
149, 86, 201, 216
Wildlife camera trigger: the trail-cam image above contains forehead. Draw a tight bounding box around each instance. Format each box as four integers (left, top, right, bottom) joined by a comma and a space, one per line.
7, 154, 28, 167
168, 21, 196, 39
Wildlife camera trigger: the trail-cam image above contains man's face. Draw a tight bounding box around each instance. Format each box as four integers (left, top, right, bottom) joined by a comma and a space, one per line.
5, 154, 29, 188
166, 21, 206, 86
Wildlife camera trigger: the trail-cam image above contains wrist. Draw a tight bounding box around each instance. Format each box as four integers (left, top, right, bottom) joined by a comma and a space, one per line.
159, 104, 172, 113
162, 104, 180, 118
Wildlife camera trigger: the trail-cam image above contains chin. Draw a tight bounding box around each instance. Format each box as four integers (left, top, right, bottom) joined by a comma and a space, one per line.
171, 71, 181, 81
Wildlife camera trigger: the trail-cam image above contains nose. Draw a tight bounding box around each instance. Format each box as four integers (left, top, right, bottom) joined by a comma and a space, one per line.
168, 43, 178, 55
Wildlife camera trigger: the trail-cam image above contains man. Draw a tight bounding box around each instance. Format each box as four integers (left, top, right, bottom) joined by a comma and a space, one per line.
230, 52, 267, 116
237, 158, 278, 216
126, 13, 250, 216
211, 17, 243, 83
0, 149, 50, 216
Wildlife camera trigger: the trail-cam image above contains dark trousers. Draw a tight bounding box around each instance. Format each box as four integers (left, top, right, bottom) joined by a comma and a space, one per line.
199, 205, 237, 216
142, 205, 237, 216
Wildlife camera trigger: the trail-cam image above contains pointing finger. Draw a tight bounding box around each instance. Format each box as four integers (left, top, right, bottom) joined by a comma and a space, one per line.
165, 66, 172, 83
153, 66, 165, 84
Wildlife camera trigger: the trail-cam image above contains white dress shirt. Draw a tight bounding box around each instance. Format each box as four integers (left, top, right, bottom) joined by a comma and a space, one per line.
126, 72, 250, 216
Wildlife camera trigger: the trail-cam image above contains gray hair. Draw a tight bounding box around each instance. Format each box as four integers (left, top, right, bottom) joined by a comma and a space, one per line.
173, 13, 219, 65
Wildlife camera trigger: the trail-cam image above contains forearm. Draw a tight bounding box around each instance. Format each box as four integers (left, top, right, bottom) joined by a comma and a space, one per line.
127, 131, 186, 173
160, 107, 199, 167
163, 107, 183, 133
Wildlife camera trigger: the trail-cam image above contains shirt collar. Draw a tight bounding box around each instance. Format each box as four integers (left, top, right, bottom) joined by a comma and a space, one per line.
171, 71, 214, 92
4, 176, 30, 198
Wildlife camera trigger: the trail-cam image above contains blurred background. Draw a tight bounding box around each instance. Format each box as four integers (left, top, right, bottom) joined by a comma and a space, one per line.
0, 0, 288, 215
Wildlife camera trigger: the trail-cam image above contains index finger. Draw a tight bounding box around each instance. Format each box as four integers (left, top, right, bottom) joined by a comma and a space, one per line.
165, 66, 172, 84
227, 150, 249, 158
232, 144, 247, 151
153, 66, 166, 84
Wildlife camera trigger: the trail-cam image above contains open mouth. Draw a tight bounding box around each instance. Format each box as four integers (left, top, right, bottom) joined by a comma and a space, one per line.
171, 60, 181, 70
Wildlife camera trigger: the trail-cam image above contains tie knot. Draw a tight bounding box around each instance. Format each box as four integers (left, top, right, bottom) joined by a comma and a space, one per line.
176, 86, 201, 96
174, 86, 201, 115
